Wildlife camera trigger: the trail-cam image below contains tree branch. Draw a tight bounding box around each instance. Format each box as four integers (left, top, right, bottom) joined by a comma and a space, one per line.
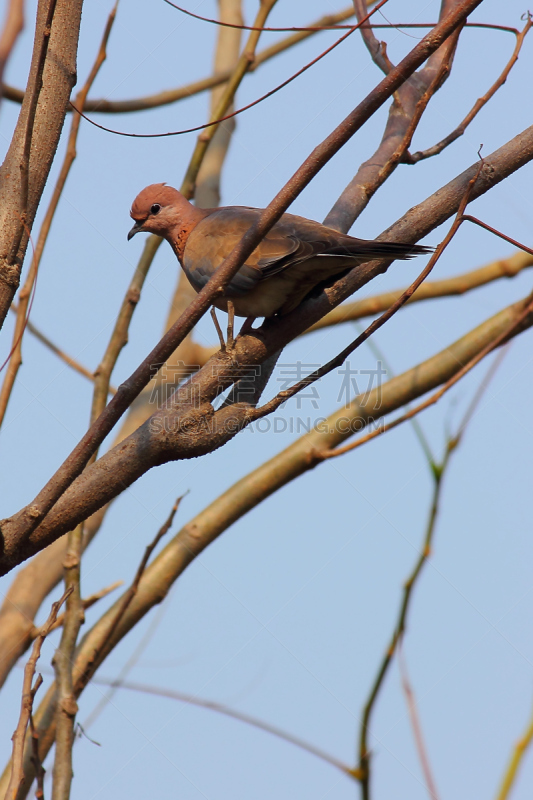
0, 0, 83, 330
0, 0, 484, 556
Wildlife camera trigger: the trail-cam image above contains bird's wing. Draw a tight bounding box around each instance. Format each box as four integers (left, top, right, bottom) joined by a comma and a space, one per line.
183, 208, 431, 296
183, 207, 302, 296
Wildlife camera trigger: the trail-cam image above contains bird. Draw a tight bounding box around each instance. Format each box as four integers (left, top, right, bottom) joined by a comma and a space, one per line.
128, 183, 431, 325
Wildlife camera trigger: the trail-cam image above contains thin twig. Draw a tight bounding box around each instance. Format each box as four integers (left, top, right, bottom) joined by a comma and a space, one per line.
356, 347, 507, 797
29, 581, 123, 641
88, 674, 355, 777
461, 215, 533, 256
323, 291, 533, 460
398, 648, 440, 800
8, 306, 117, 392
406, 17, 533, 163
76, 495, 186, 686
164, 0, 361, 32
72, 1, 387, 142
5, 589, 71, 800
496, 695, 533, 800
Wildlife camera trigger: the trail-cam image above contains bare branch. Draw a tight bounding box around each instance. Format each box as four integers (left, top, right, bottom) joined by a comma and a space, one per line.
0, 3, 117, 428
0, 0, 484, 559
325, 0, 463, 230
2, 293, 532, 796
1, 6, 357, 114
406, 17, 533, 163
306, 251, 533, 332
4, 590, 70, 800
0, 0, 84, 330
88, 674, 354, 777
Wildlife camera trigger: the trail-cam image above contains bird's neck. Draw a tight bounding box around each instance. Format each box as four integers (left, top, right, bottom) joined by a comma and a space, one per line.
170, 205, 211, 262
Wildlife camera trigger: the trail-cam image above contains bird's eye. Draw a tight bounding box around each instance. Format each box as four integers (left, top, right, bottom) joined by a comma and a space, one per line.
150, 203, 161, 215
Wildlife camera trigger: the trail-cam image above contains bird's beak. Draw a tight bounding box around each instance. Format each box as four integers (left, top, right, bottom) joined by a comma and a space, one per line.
127, 220, 145, 241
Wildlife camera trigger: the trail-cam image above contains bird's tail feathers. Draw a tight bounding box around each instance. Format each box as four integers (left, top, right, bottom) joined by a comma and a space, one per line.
327, 241, 433, 260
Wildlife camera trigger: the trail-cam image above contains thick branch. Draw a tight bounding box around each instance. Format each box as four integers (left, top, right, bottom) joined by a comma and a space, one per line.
0, 0, 481, 556
0, 0, 83, 330
3, 293, 532, 798
1, 118, 532, 575
324, 0, 462, 230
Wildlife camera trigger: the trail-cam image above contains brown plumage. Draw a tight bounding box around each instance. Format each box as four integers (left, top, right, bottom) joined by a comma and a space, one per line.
128, 183, 431, 319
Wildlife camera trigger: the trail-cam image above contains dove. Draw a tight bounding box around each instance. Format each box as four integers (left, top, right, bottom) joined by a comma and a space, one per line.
128, 183, 431, 321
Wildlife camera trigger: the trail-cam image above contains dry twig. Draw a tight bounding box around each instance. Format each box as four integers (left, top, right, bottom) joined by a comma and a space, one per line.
496, 695, 533, 800
356, 347, 508, 798
89, 674, 354, 777
398, 649, 440, 800
1, 290, 530, 796
251, 159, 482, 421
0, 0, 483, 557
4, 590, 70, 800
406, 17, 533, 163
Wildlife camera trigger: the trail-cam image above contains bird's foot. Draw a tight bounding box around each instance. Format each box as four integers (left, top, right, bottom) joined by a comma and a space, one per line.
226, 300, 235, 351
210, 303, 236, 353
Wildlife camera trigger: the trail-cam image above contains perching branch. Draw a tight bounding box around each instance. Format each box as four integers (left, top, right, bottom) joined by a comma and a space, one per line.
1, 118, 532, 576
0, 0, 485, 558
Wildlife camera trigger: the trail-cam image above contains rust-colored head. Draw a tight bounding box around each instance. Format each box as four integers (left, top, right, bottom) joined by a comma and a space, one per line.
127, 183, 204, 242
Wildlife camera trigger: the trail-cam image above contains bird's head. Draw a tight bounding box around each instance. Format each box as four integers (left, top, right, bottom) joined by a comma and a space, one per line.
128, 183, 198, 241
